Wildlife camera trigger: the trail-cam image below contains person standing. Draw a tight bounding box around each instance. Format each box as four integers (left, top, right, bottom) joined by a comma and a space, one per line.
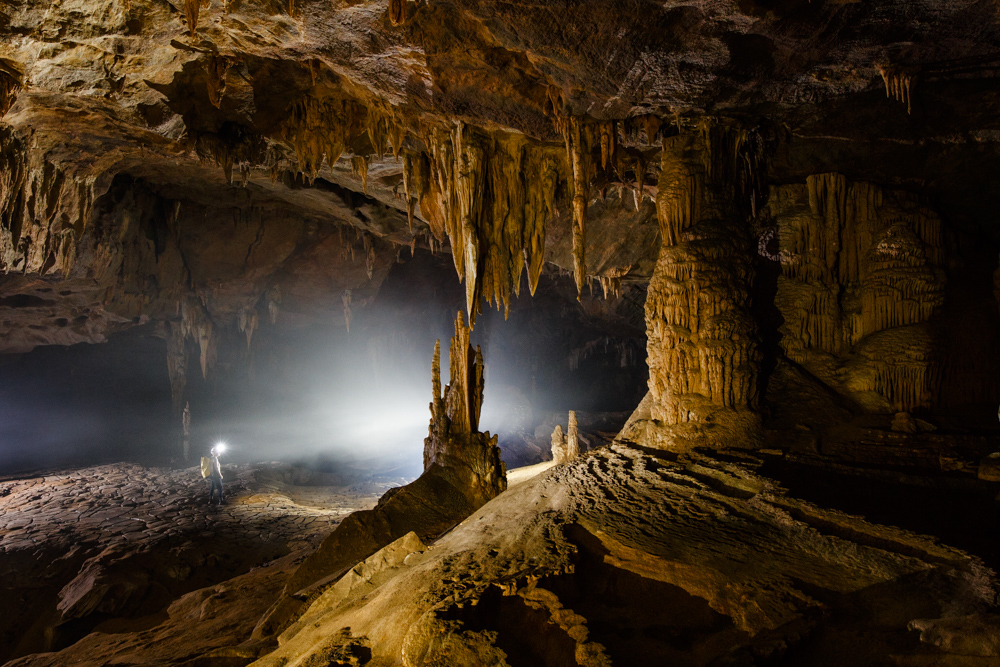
207, 445, 224, 504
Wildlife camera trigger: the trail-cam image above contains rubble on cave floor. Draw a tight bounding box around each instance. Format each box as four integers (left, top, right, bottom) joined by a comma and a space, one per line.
0, 461, 383, 663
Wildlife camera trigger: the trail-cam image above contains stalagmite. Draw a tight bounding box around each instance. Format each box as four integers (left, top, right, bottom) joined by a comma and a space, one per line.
550, 411, 580, 464
550, 424, 565, 462
431, 339, 441, 402
566, 410, 579, 459
423, 312, 505, 498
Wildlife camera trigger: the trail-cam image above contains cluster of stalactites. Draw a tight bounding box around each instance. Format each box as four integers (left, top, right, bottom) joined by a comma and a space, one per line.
281, 96, 362, 179
645, 120, 764, 426
550, 411, 579, 464
773, 173, 946, 411
407, 124, 559, 324
880, 64, 918, 114
178, 297, 216, 381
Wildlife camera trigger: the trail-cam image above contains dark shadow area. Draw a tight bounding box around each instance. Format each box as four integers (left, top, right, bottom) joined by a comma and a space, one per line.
760, 458, 1000, 573
0, 325, 173, 474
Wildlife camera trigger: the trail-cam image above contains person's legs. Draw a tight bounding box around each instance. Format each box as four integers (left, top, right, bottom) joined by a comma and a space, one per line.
208, 477, 222, 503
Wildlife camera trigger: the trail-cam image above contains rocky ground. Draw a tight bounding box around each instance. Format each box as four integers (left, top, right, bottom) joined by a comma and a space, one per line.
0, 461, 390, 664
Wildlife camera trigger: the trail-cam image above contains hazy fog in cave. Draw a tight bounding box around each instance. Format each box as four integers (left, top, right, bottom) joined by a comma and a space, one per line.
0, 252, 647, 476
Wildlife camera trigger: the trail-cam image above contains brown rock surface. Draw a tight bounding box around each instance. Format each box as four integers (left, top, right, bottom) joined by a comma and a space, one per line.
0, 461, 382, 663
246, 444, 999, 666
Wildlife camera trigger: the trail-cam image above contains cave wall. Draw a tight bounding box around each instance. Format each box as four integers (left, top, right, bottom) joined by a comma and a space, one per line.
764, 172, 1000, 419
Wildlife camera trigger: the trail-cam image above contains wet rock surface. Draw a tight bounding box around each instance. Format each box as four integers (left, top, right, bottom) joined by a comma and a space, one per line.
0, 461, 384, 663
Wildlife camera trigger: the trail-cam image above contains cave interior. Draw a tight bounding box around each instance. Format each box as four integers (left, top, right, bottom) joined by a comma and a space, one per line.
2, 0, 1000, 664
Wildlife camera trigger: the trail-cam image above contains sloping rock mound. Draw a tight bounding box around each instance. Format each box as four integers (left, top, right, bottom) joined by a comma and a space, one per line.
246, 444, 999, 666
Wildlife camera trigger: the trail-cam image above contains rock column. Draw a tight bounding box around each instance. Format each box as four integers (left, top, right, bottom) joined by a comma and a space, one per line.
644, 120, 764, 449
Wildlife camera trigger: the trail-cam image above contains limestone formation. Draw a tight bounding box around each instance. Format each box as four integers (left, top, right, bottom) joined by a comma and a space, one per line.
644, 120, 764, 449
550, 411, 580, 464
768, 174, 946, 413
413, 125, 562, 322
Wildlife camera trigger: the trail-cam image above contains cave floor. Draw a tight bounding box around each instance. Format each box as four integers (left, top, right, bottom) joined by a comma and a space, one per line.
0, 461, 384, 663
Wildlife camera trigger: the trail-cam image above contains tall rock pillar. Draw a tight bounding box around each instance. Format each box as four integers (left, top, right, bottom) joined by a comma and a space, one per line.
424, 312, 506, 504
644, 119, 764, 449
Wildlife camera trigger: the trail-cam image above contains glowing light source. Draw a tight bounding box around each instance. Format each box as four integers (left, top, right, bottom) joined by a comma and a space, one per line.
214, 442, 227, 453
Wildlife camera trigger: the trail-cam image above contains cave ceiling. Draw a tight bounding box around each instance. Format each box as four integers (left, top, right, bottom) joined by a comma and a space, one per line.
2, 0, 1000, 356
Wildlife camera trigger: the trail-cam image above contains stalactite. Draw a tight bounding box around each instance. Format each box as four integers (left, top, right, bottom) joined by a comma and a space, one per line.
564, 115, 589, 298
281, 96, 364, 178
0, 60, 23, 119
266, 285, 281, 324
879, 64, 918, 114
598, 265, 631, 299
523, 153, 558, 296
184, 0, 200, 36
362, 233, 375, 279
342, 289, 352, 332
409, 124, 562, 322
238, 306, 258, 349
206, 56, 237, 109
599, 122, 615, 170
389, 0, 405, 27
179, 298, 215, 380
352, 155, 369, 194
402, 151, 429, 232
